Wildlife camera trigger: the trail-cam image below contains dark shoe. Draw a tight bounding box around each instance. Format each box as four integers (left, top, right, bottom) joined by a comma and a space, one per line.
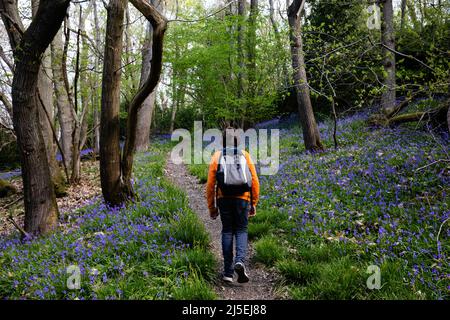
234, 262, 249, 283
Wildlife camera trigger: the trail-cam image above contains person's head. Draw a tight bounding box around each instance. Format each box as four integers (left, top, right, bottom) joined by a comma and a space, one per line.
222, 126, 239, 148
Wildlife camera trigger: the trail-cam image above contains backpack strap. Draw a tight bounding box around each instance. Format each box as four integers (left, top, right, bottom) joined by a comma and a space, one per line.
215, 150, 223, 207
243, 149, 253, 207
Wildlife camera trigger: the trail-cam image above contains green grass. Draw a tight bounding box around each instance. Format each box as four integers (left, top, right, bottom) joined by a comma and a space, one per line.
172, 248, 217, 282
187, 163, 208, 184
276, 259, 320, 285
167, 211, 211, 249
172, 271, 217, 300
248, 221, 272, 240
254, 236, 287, 266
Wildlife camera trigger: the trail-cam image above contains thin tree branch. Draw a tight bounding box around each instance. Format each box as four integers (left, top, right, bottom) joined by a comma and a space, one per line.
0, 91, 13, 116
0, 44, 14, 70
167, 0, 237, 23
37, 90, 70, 182
7, 212, 30, 239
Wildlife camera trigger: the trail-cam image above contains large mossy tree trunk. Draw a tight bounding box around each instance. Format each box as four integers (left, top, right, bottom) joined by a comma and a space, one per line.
287, 0, 324, 152
1, 0, 71, 236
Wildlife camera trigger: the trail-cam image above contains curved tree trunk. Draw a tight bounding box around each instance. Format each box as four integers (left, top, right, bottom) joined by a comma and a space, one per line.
135, 0, 164, 151
121, 0, 167, 198
100, 0, 167, 206
3, 0, 71, 236
287, 0, 324, 151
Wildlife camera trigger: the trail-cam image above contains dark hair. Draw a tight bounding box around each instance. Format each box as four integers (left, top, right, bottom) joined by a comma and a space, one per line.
222, 126, 238, 148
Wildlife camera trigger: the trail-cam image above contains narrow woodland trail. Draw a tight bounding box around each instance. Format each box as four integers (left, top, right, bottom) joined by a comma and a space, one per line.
165, 155, 281, 300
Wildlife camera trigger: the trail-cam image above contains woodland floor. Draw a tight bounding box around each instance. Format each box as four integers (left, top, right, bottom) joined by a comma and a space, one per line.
165, 153, 284, 300
0, 160, 101, 237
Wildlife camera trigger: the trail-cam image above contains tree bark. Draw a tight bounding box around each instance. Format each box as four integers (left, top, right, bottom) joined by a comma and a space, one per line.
237, 0, 245, 106
287, 0, 323, 151
135, 0, 164, 151
92, 0, 101, 154
269, 0, 289, 87
6, 0, 70, 235
51, 28, 74, 170
124, 6, 137, 95
100, 0, 128, 206
121, 0, 167, 198
380, 0, 396, 115
71, 3, 92, 183
169, 74, 178, 134
32, 0, 66, 196
400, 0, 407, 29
406, 0, 420, 30
245, 0, 258, 126
169, 0, 179, 134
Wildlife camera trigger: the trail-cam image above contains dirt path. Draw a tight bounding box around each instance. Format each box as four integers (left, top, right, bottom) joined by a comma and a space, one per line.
165, 155, 281, 300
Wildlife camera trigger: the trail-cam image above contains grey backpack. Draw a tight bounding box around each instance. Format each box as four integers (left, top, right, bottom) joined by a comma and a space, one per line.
216, 147, 252, 196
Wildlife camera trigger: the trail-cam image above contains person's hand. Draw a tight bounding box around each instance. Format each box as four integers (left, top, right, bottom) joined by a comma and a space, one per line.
209, 207, 219, 220
249, 205, 256, 218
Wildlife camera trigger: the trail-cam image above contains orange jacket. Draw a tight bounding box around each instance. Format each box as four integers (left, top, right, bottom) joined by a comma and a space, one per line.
206, 150, 259, 211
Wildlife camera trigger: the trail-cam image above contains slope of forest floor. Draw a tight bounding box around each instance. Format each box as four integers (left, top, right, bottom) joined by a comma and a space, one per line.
0, 160, 101, 238
187, 112, 450, 299
165, 155, 284, 300
0, 143, 217, 299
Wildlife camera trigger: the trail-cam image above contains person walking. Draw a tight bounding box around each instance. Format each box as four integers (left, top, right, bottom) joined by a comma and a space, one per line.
206, 129, 259, 283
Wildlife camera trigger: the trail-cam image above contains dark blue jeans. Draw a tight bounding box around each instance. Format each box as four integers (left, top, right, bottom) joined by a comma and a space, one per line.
217, 197, 249, 277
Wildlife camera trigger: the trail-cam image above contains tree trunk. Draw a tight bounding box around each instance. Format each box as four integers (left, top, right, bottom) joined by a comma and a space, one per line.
287, 0, 324, 151
246, 0, 258, 125
32, 0, 66, 196
71, 3, 92, 183
100, 0, 128, 206
121, 0, 167, 198
380, 0, 396, 115
406, 0, 420, 30
7, 0, 71, 235
93, 0, 101, 154
135, 0, 163, 151
169, 0, 180, 134
400, 0, 407, 29
51, 28, 74, 171
269, 0, 289, 87
237, 0, 245, 104
124, 6, 137, 95
169, 90, 177, 134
